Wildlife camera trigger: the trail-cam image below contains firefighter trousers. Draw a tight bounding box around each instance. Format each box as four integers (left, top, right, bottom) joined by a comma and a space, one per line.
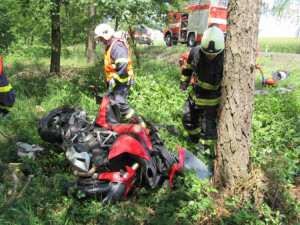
111, 84, 142, 125
111, 84, 132, 116
182, 96, 218, 144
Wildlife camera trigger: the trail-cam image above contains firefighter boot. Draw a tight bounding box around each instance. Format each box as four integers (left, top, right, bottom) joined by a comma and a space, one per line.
197, 138, 212, 154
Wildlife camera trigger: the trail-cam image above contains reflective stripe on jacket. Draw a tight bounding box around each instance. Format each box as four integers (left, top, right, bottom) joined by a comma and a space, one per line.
180, 45, 224, 107
0, 56, 15, 113
104, 39, 134, 83
189, 90, 220, 106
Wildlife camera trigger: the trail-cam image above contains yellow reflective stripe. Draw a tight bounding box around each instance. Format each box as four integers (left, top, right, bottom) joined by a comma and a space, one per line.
183, 63, 193, 70
180, 75, 190, 82
186, 127, 201, 135
194, 98, 220, 106
113, 58, 129, 69
0, 105, 13, 111
125, 109, 135, 119
199, 138, 213, 146
196, 79, 220, 90
0, 83, 12, 93
115, 58, 129, 64
190, 91, 220, 106
114, 75, 129, 83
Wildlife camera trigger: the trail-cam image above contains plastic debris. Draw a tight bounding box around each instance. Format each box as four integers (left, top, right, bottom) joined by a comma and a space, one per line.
16, 142, 45, 160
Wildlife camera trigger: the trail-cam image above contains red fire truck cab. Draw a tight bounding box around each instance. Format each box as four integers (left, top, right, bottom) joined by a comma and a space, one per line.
163, 0, 228, 47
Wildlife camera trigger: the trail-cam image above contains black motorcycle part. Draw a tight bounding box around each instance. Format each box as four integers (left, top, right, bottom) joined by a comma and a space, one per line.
102, 182, 127, 205
73, 179, 127, 205
38, 105, 88, 143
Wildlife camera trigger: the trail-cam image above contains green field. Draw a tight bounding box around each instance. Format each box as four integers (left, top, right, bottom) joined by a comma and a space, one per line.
154, 37, 300, 54
258, 37, 299, 54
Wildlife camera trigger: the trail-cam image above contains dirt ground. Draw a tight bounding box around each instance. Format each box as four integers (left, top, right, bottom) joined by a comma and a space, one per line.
260, 52, 300, 71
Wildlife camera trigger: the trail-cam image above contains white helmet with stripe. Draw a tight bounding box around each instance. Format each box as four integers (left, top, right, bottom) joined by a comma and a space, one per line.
200, 26, 225, 55
94, 23, 115, 41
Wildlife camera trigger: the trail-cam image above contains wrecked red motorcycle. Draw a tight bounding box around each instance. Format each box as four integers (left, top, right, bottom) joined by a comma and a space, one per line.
38, 93, 211, 205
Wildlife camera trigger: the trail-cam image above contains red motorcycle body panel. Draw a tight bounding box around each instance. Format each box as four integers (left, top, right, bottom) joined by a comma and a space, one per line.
98, 166, 136, 200
169, 145, 185, 187
109, 135, 151, 161
112, 124, 152, 151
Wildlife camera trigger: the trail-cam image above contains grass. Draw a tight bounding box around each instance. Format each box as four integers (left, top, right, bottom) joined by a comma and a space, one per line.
258, 37, 300, 54
0, 39, 299, 224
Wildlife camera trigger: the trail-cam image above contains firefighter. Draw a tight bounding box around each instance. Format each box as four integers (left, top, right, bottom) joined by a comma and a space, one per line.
180, 26, 225, 152
0, 56, 16, 120
94, 23, 141, 124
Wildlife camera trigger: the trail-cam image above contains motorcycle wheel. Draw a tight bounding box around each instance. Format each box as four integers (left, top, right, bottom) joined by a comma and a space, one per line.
38, 105, 88, 143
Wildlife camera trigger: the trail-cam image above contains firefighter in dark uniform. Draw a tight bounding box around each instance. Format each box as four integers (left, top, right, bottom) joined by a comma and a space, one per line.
180, 26, 225, 152
94, 23, 141, 124
0, 56, 16, 120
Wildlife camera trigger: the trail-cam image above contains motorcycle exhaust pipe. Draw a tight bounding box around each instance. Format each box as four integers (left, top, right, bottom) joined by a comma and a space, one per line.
74, 165, 97, 177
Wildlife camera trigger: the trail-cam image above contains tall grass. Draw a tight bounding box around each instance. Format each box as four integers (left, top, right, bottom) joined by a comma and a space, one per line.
258, 37, 300, 54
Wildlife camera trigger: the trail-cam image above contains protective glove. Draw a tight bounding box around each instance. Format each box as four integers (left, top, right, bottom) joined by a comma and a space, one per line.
109, 79, 115, 89
262, 76, 266, 83
180, 88, 186, 94
0, 114, 8, 120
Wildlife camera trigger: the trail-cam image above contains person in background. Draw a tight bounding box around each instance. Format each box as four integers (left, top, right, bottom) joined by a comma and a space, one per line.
180, 25, 225, 152
0, 56, 15, 120
256, 63, 265, 85
255, 43, 266, 85
94, 23, 142, 124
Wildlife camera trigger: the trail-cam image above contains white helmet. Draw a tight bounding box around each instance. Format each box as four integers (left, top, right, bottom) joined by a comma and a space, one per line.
94, 23, 115, 41
200, 26, 225, 55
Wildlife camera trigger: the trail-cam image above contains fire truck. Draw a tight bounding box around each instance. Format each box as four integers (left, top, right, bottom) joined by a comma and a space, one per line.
134, 28, 152, 45
163, 0, 228, 47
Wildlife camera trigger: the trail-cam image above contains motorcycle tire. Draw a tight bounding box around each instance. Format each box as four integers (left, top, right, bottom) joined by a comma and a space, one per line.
38, 105, 88, 143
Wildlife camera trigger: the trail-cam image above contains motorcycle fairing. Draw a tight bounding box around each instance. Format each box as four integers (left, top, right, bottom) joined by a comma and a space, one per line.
169, 146, 185, 187
181, 148, 212, 180
96, 96, 152, 151
109, 133, 151, 161
98, 165, 136, 200
169, 146, 212, 187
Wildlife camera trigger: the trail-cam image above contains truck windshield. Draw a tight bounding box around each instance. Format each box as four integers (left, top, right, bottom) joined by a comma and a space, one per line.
211, 0, 228, 7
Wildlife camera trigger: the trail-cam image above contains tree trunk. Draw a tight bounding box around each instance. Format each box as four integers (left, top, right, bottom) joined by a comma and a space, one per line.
86, 2, 96, 64
128, 26, 141, 69
212, 0, 262, 191
114, 18, 119, 31
50, 0, 61, 74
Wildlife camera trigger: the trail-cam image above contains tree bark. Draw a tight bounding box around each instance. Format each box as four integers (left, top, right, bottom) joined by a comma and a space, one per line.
128, 26, 141, 69
212, 0, 262, 191
86, 2, 96, 64
50, 0, 61, 74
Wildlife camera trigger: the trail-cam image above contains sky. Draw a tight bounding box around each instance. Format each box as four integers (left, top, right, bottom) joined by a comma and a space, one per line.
259, 0, 299, 37
259, 15, 298, 37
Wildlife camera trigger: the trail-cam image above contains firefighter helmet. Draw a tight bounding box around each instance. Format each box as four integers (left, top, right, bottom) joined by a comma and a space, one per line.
200, 26, 225, 55
94, 23, 115, 41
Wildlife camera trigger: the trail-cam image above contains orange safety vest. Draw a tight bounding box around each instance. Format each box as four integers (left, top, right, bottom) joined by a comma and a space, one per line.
104, 39, 134, 83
